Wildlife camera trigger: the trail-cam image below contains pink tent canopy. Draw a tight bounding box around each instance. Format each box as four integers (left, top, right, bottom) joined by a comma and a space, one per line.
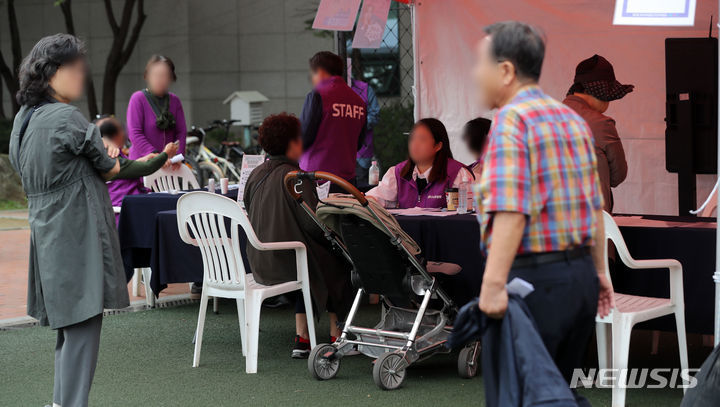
410, 0, 720, 344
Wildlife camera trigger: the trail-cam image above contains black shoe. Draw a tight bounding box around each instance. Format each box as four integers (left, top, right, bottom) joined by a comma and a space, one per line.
263, 294, 291, 309
292, 335, 311, 359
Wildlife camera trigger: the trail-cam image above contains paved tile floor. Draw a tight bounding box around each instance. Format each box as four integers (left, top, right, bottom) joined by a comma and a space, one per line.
0, 210, 190, 321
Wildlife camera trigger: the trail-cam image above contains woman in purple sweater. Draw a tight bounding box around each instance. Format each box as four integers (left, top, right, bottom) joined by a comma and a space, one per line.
127, 55, 186, 168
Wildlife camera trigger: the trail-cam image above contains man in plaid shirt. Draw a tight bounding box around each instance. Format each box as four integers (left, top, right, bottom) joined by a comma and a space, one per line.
473, 21, 614, 404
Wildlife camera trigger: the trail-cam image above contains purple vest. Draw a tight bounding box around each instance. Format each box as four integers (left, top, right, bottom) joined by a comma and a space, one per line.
300, 76, 366, 180
395, 158, 465, 209
351, 80, 374, 159
106, 152, 148, 224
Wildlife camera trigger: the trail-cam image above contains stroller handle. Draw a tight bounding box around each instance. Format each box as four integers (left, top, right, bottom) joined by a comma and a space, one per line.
284, 171, 369, 206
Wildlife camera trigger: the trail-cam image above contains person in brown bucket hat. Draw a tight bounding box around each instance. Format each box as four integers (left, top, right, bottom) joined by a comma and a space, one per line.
564, 54, 633, 212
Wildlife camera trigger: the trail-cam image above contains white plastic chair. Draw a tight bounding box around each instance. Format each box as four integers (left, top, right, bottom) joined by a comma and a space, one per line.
114, 205, 154, 307
176, 191, 316, 373
144, 164, 200, 192
596, 211, 688, 407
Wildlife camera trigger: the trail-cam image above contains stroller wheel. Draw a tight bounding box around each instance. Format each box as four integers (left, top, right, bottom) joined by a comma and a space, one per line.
308, 343, 341, 380
457, 342, 481, 379
373, 352, 407, 390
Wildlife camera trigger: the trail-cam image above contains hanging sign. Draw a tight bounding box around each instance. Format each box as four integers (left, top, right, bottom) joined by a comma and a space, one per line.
313, 0, 362, 31
352, 0, 392, 49
613, 0, 696, 26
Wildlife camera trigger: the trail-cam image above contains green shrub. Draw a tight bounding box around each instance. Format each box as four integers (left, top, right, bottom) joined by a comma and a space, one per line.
372, 102, 414, 172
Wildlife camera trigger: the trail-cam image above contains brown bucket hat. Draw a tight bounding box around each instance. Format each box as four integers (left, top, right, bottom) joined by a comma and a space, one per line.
568, 54, 634, 101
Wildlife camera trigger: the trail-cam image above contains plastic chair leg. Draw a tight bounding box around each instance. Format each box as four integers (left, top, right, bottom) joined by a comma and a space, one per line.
132, 269, 140, 297
675, 308, 689, 393
193, 291, 210, 367
213, 297, 219, 314
236, 298, 247, 356
245, 294, 263, 374
596, 322, 612, 370
142, 268, 155, 308
301, 283, 317, 349
611, 319, 632, 407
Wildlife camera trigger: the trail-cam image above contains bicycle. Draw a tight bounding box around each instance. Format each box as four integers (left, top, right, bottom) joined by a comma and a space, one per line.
185, 119, 244, 187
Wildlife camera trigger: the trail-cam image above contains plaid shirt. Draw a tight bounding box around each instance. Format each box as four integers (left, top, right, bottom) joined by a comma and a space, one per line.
476, 85, 603, 254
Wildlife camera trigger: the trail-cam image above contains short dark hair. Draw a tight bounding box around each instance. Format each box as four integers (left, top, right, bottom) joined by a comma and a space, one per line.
16, 34, 87, 107
144, 54, 177, 82
400, 118, 454, 184
309, 51, 344, 77
484, 21, 545, 82
99, 120, 121, 138
463, 118, 492, 156
258, 113, 302, 156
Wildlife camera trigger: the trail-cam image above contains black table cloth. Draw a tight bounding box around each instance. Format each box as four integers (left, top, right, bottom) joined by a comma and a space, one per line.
611, 215, 716, 334
117, 189, 238, 281
121, 202, 717, 334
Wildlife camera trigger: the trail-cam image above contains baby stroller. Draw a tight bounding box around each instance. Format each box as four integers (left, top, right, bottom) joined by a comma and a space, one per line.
283, 171, 481, 390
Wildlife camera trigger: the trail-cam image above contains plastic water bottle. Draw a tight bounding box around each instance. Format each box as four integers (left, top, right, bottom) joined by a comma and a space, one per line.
457, 172, 469, 214
368, 160, 380, 185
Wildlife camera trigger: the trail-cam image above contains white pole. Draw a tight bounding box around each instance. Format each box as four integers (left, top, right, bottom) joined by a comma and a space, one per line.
715, 2, 720, 347
411, 1, 419, 121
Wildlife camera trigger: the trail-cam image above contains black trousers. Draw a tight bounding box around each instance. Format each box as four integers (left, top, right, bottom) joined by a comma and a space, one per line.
508, 254, 598, 384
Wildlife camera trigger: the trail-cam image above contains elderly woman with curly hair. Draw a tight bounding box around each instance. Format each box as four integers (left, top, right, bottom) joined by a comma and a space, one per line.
243, 113, 353, 359
8, 34, 127, 407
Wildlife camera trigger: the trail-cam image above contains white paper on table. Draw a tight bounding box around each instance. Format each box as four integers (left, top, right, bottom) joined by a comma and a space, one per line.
317, 181, 331, 200
169, 153, 184, 164
236, 154, 265, 203
352, 0, 391, 49
312, 0, 362, 31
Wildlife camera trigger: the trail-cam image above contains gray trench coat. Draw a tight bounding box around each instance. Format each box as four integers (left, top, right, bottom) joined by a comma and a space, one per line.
9, 103, 129, 329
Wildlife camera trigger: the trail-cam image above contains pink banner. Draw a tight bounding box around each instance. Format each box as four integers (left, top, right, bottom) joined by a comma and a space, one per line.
352, 0, 392, 49
312, 0, 362, 31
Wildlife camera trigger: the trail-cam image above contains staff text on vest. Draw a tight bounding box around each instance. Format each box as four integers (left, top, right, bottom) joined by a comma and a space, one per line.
332, 103, 365, 120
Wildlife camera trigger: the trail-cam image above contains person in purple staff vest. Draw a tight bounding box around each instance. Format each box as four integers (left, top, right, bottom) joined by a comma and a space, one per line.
300, 51, 367, 188
351, 79, 380, 184
367, 118, 473, 208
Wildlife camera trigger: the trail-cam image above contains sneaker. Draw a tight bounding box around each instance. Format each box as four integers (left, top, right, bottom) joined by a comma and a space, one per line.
291, 335, 311, 359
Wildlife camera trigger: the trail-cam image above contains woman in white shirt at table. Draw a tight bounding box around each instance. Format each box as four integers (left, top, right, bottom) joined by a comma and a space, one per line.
367, 118, 472, 209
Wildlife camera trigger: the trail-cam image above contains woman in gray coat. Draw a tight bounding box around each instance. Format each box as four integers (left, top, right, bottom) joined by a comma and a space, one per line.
9, 34, 126, 407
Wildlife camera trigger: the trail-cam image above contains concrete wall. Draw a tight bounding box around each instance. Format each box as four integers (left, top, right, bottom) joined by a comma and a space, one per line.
0, 0, 333, 127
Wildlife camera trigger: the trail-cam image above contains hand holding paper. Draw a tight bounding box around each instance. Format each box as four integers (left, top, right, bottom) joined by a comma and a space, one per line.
169, 154, 184, 165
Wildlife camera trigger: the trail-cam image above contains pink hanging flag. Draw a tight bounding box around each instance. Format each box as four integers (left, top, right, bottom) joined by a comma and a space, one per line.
352, 0, 392, 49
312, 0, 362, 31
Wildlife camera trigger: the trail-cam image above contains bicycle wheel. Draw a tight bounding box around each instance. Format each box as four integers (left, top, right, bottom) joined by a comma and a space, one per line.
196, 161, 224, 188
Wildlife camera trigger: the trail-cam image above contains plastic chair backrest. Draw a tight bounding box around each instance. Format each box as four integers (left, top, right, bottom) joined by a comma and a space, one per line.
176, 192, 260, 289
602, 211, 635, 281
145, 165, 200, 192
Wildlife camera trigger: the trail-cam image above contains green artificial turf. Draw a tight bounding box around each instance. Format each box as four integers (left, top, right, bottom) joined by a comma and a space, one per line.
0, 302, 685, 406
